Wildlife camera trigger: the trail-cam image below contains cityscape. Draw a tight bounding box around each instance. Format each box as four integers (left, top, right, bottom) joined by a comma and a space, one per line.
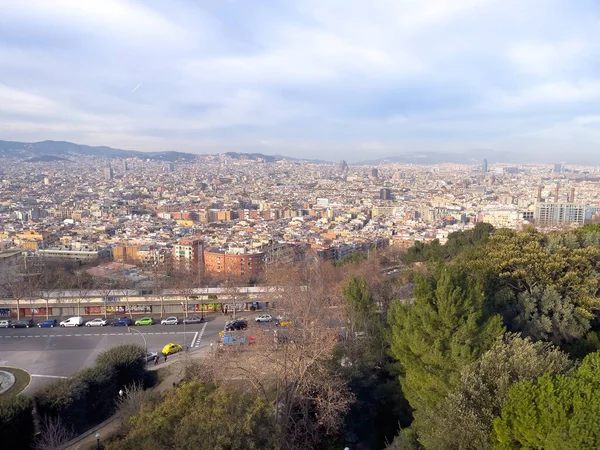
2, 1, 600, 450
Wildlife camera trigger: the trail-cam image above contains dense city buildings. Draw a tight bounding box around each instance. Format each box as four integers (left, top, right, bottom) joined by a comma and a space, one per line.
2, 155, 600, 280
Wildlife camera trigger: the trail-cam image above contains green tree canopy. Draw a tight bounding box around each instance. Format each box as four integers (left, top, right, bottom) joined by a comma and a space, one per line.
514, 285, 590, 345
462, 228, 600, 312
493, 350, 600, 449
112, 381, 279, 450
418, 334, 574, 450
388, 267, 505, 415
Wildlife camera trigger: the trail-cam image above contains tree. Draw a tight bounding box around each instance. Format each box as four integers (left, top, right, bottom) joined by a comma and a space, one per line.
343, 276, 376, 336
462, 228, 600, 312
513, 285, 590, 345
35, 416, 74, 450
0, 395, 34, 450
388, 267, 505, 415
493, 351, 600, 449
111, 381, 279, 450
418, 334, 574, 450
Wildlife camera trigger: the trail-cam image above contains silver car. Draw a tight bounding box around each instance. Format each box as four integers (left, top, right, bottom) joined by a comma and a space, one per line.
85, 318, 108, 327
161, 316, 179, 325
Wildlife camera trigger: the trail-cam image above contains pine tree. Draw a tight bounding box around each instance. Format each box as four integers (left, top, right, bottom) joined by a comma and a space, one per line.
388, 267, 505, 415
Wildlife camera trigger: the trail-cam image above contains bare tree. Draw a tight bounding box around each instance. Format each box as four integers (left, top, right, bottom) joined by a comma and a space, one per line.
116, 382, 152, 434
35, 415, 74, 450
199, 258, 354, 449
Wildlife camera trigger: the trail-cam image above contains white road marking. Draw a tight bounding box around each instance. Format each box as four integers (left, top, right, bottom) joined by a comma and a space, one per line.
31, 374, 69, 379
194, 322, 208, 347
190, 331, 199, 348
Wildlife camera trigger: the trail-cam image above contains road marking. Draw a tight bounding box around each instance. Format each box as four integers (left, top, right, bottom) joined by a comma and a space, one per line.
31, 374, 69, 379
194, 322, 208, 347
190, 331, 199, 348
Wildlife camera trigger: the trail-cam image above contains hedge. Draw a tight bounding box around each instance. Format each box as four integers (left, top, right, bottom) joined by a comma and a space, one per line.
33, 344, 147, 435
0, 395, 34, 450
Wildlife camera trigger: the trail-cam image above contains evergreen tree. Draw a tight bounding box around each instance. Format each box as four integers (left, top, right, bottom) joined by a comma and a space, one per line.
388, 267, 505, 415
418, 334, 574, 450
493, 351, 600, 449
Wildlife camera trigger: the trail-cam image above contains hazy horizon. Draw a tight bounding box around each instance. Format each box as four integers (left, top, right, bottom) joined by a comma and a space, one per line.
2, 0, 600, 162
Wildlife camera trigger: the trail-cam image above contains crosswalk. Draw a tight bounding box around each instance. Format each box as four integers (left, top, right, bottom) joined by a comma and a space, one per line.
192, 322, 208, 348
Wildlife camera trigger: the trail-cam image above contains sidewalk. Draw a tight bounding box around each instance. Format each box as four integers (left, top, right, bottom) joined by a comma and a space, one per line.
64, 348, 207, 450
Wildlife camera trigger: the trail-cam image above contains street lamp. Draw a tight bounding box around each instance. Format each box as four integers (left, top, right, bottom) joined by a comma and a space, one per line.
127, 327, 147, 356
95, 432, 101, 449
180, 302, 187, 351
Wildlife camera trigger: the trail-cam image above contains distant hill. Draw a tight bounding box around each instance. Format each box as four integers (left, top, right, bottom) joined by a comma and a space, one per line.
0, 140, 198, 161
353, 150, 518, 165
0, 139, 331, 164
223, 151, 331, 164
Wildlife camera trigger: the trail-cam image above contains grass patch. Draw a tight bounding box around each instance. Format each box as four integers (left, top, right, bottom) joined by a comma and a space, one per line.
0, 367, 31, 398
155, 366, 170, 385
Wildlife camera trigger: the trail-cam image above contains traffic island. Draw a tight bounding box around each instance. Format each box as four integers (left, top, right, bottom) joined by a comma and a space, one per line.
0, 367, 31, 397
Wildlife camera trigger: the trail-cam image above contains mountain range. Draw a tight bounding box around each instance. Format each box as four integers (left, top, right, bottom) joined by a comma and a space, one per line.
0, 140, 331, 164
0, 139, 577, 166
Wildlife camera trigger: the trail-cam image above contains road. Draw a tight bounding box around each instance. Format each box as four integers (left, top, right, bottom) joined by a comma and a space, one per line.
0, 314, 237, 394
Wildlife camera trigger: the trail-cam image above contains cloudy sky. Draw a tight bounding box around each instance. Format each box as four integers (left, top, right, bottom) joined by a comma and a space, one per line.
1, 0, 599, 162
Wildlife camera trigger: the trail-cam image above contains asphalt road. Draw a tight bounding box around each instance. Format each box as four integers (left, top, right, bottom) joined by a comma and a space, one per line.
0, 314, 238, 394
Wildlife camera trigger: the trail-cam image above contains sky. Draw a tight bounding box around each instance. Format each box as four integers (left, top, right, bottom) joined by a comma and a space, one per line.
1, 0, 599, 162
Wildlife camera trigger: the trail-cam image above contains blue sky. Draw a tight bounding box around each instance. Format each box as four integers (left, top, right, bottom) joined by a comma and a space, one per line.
1, 0, 599, 162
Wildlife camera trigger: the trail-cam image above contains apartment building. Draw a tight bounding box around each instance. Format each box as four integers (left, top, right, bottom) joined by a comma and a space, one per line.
534, 202, 585, 227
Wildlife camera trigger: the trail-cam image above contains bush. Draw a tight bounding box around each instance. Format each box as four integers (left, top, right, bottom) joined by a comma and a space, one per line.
96, 344, 146, 389
34, 377, 89, 433
0, 396, 34, 450
34, 344, 148, 436
75, 365, 118, 423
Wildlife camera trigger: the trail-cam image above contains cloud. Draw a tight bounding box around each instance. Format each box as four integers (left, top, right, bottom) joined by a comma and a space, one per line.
0, 0, 599, 161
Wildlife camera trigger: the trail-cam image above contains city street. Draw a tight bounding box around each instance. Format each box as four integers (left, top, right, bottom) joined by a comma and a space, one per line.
0, 314, 235, 394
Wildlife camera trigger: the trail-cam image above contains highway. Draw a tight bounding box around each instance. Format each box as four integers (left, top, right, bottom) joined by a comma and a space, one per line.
0, 314, 235, 394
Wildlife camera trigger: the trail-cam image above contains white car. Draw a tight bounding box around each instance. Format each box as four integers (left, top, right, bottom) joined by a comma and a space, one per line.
255, 314, 273, 323
161, 316, 179, 325
59, 316, 84, 327
85, 318, 108, 327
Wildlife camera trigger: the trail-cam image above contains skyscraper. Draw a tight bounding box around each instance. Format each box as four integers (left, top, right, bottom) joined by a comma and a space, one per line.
168, 163, 175, 172
554, 163, 562, 173
371, 168, 379, 179
380, 188, 392, 200
482, 159, 488, 173
123, 160, 128, 171
104, 165, 113, 180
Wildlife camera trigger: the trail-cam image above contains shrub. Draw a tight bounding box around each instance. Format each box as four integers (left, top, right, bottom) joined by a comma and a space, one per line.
96, 344, 146, 389
0, 395, 34, 450
34, 377, 89, 433
75, 365, 119, 423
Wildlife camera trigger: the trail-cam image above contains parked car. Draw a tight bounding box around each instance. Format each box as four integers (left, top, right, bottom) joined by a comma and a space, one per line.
38, 319, 57, 328
59, 317, 84, 327
13, 319, 35, 328
0, 319, 12, 328
224, 320, 248, 332
160, 316, 179, 325
135, 317, 154, 326
85, 318, 108, 327
146, 351, 158, 362
183, 316, 203, 324
112, 317, 132, 327
161, 343, 182, 355
255, 314, 273, 322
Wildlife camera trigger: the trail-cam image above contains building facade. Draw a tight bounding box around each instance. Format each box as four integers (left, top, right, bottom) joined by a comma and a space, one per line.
204, 248, 264, 277
534, 202, 585, 227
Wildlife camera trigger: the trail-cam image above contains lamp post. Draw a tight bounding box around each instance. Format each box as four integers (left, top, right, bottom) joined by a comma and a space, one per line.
180, 302, 187, 351
95, 432, 101, 449
127, 327, 147, 356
